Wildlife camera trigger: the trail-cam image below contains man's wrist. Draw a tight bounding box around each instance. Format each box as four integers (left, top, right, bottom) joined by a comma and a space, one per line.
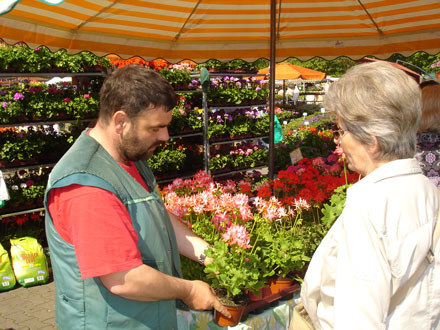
197, 245, 212, 266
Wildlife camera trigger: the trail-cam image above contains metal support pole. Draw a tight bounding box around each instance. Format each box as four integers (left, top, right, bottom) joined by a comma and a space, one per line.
202, 89, 210, 173
200, 67, 211, 174
268, 0, 277, 180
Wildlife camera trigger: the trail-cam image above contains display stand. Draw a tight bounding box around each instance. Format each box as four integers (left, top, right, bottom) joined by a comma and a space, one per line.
177, 287, 299, 329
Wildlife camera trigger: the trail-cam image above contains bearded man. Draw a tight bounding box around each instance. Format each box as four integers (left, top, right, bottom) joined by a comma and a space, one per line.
45, 65, 228, 330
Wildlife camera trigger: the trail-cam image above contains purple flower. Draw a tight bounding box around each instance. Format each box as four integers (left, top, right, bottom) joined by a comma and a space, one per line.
13, 92, 24, 101
0, 90, 6, 95
2, 102, 8, 108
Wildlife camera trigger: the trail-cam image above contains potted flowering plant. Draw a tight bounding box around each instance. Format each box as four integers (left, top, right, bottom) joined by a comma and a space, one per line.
162, 171, 267, 298
251, 196, 312, 289
430, 59, 440, 78
204, 236, 264, 327
209, 150, 233, 173
147, 141, 187, 178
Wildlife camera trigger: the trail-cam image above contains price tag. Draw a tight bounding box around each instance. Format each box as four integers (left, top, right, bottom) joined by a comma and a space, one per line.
290, 148, 303, 164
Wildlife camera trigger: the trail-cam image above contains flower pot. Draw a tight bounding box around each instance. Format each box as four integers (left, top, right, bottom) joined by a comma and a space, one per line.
248, 288, 264, 302
262, 285, 272, 298
214, 304, 246, 327
269, 277, 294, 294
436, 72, 440, 79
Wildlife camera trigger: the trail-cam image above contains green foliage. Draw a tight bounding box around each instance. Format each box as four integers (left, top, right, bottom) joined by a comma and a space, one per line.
294, 102, 322, 115
275, 121, 336, 171
252, 115, 270, 135
287, 57, 355, 77
320, 184, 350, 230
208, 153, 232, 171
197, 59, 259, 72
180, 256, 207, 282
147, 142, 187, 175
159, 67, 193, 88
0, 83, 100, 124
0, 126, 78, 163
204, 241, 265, 299
0, 44, 110, 73
253, 215, 312, 279
386, 52, 440, 75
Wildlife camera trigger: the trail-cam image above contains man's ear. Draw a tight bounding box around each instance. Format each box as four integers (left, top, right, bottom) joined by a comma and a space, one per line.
113, 111, 128, 134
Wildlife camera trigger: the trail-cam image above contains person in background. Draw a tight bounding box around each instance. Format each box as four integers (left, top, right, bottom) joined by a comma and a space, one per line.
416, 80, 440, 187
0, 169, 9, 208
44, 65, 229, 330
291, 62, 439, 329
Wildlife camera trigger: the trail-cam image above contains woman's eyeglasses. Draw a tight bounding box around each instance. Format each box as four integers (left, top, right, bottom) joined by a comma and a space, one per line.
330, 124, 347, 140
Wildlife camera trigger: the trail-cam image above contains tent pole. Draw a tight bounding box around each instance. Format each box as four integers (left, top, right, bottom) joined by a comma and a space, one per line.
283, 79, 286, 105
268, 0, 276, 180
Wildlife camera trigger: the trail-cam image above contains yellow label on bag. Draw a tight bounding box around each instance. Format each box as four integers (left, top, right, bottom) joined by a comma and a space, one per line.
10, 237, 49, 287
0, 243, 16, 291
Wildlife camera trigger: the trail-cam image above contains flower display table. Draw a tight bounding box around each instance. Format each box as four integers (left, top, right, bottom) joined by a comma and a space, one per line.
177, 287, 299, 329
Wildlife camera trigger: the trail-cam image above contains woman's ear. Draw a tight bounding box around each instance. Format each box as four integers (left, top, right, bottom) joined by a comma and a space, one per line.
113, 111, 128, 134
368, 135, 381, 157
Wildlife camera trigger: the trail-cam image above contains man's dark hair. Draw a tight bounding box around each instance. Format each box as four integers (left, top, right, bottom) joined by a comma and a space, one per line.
99, 65, 177, 124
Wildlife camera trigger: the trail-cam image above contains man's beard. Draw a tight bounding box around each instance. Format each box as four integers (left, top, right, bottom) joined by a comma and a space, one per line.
118, 130, 160, 162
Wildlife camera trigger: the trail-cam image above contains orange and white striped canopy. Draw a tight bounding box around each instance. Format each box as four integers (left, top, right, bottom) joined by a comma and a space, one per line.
0, 0, 439, 63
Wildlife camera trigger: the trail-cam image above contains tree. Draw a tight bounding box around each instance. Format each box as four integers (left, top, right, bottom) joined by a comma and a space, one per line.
287, 57, 355, 77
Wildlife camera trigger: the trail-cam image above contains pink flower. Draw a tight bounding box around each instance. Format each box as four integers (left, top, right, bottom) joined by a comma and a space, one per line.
212, 212, 230, 231
83, 94, 90, 98
222, 224, 252, 249
64, 97, 71, 103
333, 145, 346, 161
327, 154, 338, 163
294, 198, 311, 211
312, 157, 325, 167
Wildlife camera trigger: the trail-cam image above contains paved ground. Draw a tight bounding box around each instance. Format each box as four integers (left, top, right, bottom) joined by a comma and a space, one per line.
0, 280, 56, 330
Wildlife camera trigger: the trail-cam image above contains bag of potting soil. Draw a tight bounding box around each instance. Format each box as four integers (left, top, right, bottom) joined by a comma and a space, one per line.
0, 243, 16, 290
10, 237, 49, 287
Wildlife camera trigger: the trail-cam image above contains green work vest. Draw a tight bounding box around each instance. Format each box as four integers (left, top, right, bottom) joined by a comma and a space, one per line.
44, 129, 182, 330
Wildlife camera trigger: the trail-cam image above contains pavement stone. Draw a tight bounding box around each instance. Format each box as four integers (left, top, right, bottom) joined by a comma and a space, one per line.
0, 280, 56, 330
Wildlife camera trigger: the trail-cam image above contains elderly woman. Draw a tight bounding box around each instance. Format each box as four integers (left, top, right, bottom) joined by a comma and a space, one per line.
293, 62, 440, 330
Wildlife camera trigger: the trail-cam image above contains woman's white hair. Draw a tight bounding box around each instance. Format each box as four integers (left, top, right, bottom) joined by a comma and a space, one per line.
324, 61, 421, 160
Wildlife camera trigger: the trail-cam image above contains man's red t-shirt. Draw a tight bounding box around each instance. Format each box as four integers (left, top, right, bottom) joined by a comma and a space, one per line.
48, 161, 150, 279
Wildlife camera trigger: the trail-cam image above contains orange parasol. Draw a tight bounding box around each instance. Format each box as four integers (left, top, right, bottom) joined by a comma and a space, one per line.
257, 63, 326, 80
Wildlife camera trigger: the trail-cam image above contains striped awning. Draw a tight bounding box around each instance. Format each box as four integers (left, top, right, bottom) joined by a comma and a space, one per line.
0, 0, 439, 63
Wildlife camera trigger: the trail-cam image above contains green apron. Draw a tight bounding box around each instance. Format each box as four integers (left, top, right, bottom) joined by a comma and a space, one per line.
45, 129, 182, 330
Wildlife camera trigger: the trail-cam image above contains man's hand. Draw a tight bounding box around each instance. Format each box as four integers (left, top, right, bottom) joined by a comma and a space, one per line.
183, 280, 231, 318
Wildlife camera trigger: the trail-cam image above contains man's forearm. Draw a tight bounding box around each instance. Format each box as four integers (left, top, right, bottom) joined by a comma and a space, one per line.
99, 263, 231, 317
100, 263, 191, 302
168, 211, 210, 264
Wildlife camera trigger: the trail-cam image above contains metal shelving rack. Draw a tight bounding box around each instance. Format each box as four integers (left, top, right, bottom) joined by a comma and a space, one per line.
0, 71, 105, 218
1, 70, 271, 217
